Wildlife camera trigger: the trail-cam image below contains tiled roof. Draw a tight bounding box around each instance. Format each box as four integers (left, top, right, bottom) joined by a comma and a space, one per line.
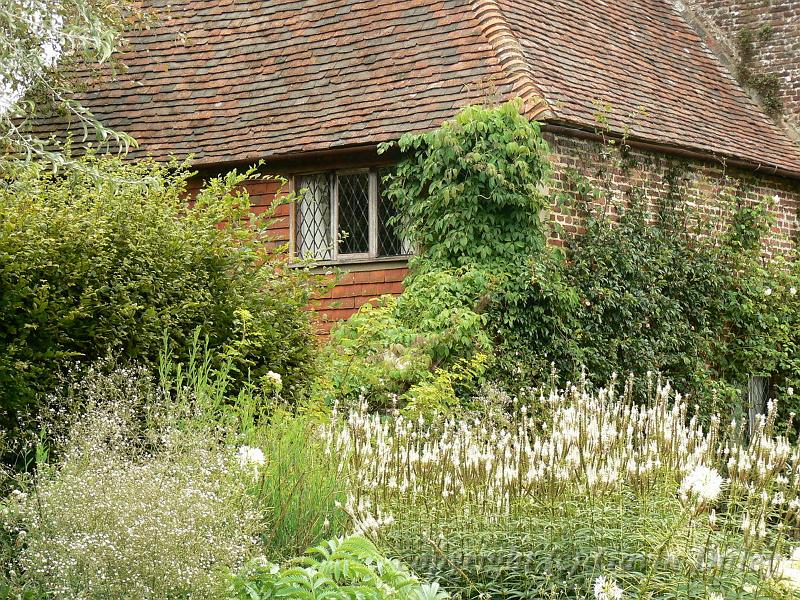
67, 0, 800, 174
71, 0, 510, 165
497, 0, 800, 174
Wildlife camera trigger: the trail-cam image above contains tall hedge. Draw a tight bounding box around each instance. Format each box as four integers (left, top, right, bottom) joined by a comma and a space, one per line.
0, 156, 320, 437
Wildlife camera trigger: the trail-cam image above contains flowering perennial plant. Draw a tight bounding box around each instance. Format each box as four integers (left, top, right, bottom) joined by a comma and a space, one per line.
323, 376, 800, 598
1, 367, 263, 599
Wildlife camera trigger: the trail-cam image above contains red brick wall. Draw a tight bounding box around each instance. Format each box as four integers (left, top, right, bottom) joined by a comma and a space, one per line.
184, 175, 289, 244
546, 132, 800, 253
247, 178, 291, 246
683, 0, 800, 134
187, 134, 799, 335
309, 267, 408, 336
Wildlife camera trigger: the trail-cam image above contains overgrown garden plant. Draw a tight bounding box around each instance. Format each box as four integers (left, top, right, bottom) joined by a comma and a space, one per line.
327, 100, 800, 421
1, 349, 356, 599
560, 166, 800, 420
0, 155, 322, 446
318, 101, 572, 411
323, 377, 800, 599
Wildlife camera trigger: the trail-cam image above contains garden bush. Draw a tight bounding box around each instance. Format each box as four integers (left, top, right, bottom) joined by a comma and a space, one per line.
230, 535, 449, 600
317, 271, 492, 410
0, 155, 322, 444
327, 100, 800, 421
560, 172, 800, 419
317, 101, 567, 412
1, 365, 262, 599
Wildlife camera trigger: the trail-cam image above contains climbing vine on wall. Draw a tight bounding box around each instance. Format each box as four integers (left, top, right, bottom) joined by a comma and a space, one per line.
323, 100, 800, 427
735, 25, 783, 117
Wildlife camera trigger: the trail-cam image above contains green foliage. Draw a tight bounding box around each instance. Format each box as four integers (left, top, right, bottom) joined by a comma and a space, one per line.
563, 190, 722, 396
1, 363, 263, 600
157, 343, 350, 562
318, 296, 432, 408
323, 101, 558, 409
561, 175, 800, 418
395, 270, 492, 364
0, 0, 139, 167
735, 25, 783, 117
229, 535, 449, 600
247, 411, 349, 561
328, 380, 800, 600
402, 354, 489, 420
381, 100, 550, 269
0, 347, 357, 599
0, 155, 321, 444
331, 99, 800, 421
317, 271, 492, 409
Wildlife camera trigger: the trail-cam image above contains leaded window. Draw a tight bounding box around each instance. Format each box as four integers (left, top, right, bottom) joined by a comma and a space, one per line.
295, 169, 409, 261
296, 174, 332, 260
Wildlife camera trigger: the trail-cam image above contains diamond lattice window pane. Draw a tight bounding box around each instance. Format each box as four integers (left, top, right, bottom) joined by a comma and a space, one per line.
378, 170, 411, 257
296, 174, 332, 260
337, 173, 370, 255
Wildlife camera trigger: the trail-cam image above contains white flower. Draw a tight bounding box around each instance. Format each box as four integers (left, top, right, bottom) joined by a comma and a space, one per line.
236, 445, 265, 468
791, 287, 797, 296
679, 464, 724, 504
774, 194, 781, 203
593, 576, 623, 600
265, 371, 282, 385
765, 287, 773, 297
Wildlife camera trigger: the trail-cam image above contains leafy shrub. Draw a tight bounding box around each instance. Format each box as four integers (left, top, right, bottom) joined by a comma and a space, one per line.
322, 101, 560, 409
229, 535, 449, 600
0, 155, 321, 440
381, 99, 563, 372
381, 100, 550, 269
317, 271, 492, 410
561, 177, 800, 418
328, 99, 800, 425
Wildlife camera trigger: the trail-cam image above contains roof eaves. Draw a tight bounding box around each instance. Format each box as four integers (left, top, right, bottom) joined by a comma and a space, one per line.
542, 121, 800, 182
470, 0, 552, 120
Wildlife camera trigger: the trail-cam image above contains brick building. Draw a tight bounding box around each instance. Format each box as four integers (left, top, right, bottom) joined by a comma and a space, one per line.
73, 0, 800, 333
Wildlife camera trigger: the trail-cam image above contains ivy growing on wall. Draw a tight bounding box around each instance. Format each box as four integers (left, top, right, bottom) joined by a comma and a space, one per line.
735, 25, 783, 118
322, 101, 800, 426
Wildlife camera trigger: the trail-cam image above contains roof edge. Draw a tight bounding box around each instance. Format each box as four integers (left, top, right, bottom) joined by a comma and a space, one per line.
542, 122, 800, 182
470, 0, 552, 120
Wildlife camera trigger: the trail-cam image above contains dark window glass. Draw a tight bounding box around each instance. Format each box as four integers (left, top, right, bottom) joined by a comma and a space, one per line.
377, 171, 409, 257
337, 173, 370, 255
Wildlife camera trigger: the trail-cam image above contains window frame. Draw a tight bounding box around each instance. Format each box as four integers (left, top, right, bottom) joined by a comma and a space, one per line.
292, 168, 408, 264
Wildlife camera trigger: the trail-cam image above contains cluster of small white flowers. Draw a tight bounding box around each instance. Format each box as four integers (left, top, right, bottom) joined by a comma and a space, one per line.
336, 496, 395, 536
264, 370, 282, 390
322, 376, 800, 572
2, 392, 262, 599
325, 381, 748, 512
237, 445, 266, 467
